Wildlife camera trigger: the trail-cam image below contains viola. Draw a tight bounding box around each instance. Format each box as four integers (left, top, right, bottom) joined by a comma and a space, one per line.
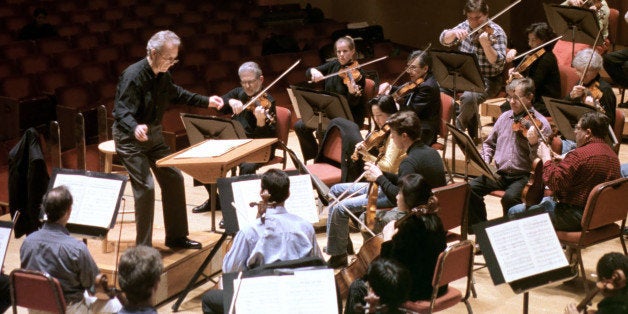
249, 190, 275, 224
520, 158, 544, 207
351, 124, 390, 161
391, 78, 425, 103
94, 274, 127, 304
339, 61, 363, 96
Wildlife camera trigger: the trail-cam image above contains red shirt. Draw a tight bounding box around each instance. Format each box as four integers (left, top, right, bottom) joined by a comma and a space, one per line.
543, 138, 620, 207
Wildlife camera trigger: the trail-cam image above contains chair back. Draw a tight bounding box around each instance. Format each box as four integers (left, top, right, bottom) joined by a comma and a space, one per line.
274, 106, 292, 146
320, 126, 343, 165
432, 182, 470, 241
433, 240, 474, 289
438, 92, 454, 139
558, 64, 579, 98
608, 8, 619, 48
10, 269, 67, 313
582, 177, 628, 231
613, 109, 624, 154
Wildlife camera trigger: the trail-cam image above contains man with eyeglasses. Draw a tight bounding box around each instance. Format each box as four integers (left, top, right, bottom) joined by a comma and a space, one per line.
377, 50, 440, 145
439, 0, 508, 141
191, 61, 277, 214
508, 112, 620, 231
467, 78, 551, 231
112, 30, 213, 249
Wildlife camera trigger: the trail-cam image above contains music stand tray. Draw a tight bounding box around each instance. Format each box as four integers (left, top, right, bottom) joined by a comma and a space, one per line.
446, 123, 499, 182
180, 113, 246, 144
431, 50, 485, 94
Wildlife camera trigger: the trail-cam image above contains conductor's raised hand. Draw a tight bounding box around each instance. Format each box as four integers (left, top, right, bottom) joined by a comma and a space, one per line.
209, 95, 224, 110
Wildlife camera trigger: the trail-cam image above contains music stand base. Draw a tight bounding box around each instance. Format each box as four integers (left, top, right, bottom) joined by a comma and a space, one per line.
171, 233, 230, 312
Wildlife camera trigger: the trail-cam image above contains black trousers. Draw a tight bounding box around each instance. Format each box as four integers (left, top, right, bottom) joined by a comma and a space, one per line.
469, 173, 529, 229
113, 125, 189, 246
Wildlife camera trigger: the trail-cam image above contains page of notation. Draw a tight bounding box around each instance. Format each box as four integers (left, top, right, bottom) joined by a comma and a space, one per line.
174, 139, 251, 159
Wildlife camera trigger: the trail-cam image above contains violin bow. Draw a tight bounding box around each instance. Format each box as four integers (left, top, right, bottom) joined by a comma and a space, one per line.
517, 95, 551, 148
511, 36, 562, 61
577, 27, 603, 86
241, 59, 301, 110
466, 0, 521, 37
308, 55, 388, 83
385, 43, 432, 92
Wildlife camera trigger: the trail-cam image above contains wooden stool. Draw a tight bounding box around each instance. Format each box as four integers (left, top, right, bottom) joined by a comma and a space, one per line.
98, 140, 116, 173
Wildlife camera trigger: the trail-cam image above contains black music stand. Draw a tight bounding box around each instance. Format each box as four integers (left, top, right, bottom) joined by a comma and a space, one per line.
446, 123, 499, 183
180, 113, 247, 232
543, 97, 617, 149
289, 85, 353, 143
543, 3, 600, 59
432, 50, 485, 176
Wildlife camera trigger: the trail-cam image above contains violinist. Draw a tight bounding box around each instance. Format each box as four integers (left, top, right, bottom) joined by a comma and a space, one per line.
565, 252, 628, 314
20, 185, 123, 313
378, 50, 441, 145
510, 112, 620, 232
562, 0, 610, 41
326, 111, 446, 268
468, 78, 551, 230
295, 36, 367, 161
567, 49, 616, 128
193, 61, 277, 214
439, 0, 507, 141
348, 258, 412, 314
345, 174, 445, 314
118, 246, 163, 314
504, 23, 560, 116
202, 169, 322, 314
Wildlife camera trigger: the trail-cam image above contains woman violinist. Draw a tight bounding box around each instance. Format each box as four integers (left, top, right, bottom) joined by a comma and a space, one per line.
295, 36, 367, 161
345, 174, 446, 314
504, 23, 560, 116
378, 50, 441, 145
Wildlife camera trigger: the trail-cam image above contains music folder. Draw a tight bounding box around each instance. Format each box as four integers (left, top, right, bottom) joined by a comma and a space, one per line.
47, 168, 127, 238
473, 211, 575, 294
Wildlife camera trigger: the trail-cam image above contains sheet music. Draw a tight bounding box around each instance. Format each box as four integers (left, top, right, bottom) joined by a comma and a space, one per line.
234, 268, 337, 314
174, 139, 251, 159
0, 224, 11, 268
486, 213, 568, 282
52, 174, 124, 229
231, 175, 319, 230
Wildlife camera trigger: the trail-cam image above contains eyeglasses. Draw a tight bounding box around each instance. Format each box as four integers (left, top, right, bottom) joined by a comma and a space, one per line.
240, 79, 260, 86
155, 50, 178, 64
574, 125, 582, 131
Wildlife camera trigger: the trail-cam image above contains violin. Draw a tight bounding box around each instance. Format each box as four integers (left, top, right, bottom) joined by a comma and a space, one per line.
354, 291, 387, 314
576, 286, 600, 312
339, 61, 363, 96
249, 190, 276, 224
242, 92, 276, 124
94, 274, 127, 304
351, 124, 391, 161
511, 114, 542, 137
391, 78, 425, 103
507, 49, 546, 84
520, 158, 544, 207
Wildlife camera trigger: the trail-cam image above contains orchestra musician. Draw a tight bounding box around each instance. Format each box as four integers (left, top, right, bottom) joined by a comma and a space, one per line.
439, 0, 508, 140
294, 36, 367, 161
20, 185, 123, 313
113, 30, 210, 249
347, 258, 412, 314
565, 252, 628, 314
468, 78, 551, 230
326, 111, 446, 268
201, 169, 323, 314
602, 11, 628, 107
378, 50, 441, 145
118, 246, 163, 314
561, 0, 610, 41
345, 174, 446, 313
509, 112, 620, 231
193, 61, 277, 214
504, 22, 561, 116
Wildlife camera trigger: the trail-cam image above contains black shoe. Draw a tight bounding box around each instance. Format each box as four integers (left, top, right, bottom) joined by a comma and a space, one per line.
327, 254, 348, 268
219, 219, 225, 229
192, 199, 211, 213
474, 243, 482, 256
165, 237, 202, 249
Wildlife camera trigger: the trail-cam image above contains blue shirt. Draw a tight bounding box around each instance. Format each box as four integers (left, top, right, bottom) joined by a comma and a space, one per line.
20, 223, 99, 303
222, 206, 323, 272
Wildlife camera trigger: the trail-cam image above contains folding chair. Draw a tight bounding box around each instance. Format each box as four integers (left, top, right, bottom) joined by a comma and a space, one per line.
10, 269, 67, 313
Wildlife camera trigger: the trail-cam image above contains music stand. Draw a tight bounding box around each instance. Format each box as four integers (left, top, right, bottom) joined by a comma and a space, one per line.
180, 113, 247, 232
288, 85, 353, 143
543, 3, 600, 59
446, 123, 499, 183
544, 97, 618, 149
431, 50, 485, 176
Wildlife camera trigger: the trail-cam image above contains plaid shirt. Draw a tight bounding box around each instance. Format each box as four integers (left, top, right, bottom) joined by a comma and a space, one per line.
543, 138, 620, 208
439, 20, 507, 78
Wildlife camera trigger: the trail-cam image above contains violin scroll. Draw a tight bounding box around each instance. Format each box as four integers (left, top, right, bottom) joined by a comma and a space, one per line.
249, 190, 276, 224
